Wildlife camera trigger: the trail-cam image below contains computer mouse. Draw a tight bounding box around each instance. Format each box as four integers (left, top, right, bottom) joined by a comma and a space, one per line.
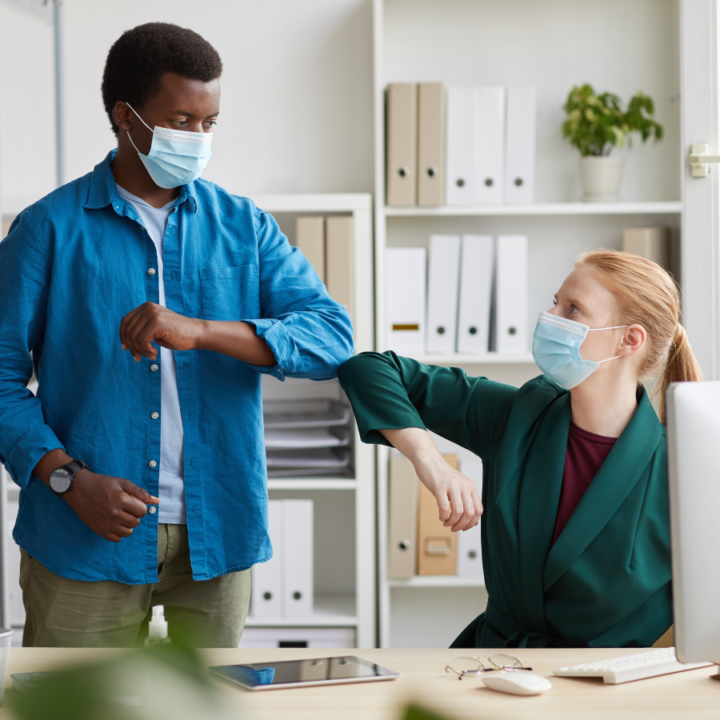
481, 671, 552, 696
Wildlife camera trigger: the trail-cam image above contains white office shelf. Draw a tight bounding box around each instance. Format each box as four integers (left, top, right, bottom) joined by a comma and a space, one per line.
383, 202, 682, 217
372, 0, 686, 648
245, 594, 357, 627
256, 193, 375, 649
411, 354, 535, 365
388, 576, 485, 589
267, 478, 357, 491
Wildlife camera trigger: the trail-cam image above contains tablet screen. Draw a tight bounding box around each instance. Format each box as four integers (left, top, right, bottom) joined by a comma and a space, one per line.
209, 656, 399, 690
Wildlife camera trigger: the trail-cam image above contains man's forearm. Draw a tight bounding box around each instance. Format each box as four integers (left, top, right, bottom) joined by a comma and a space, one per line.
33, 448, 73, 484
197, 320, 277, 366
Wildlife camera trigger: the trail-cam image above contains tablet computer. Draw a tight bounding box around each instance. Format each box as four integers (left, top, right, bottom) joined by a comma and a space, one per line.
209, 655, 401, 691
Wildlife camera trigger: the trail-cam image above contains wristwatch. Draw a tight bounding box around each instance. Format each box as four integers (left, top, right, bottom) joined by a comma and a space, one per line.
48, 459, 88, 497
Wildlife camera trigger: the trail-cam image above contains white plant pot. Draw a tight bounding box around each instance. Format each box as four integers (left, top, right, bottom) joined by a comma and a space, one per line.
579, 156, 624, 202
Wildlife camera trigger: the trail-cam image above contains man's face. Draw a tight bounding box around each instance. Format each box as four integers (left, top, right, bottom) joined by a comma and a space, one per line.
114, 71, 220, 154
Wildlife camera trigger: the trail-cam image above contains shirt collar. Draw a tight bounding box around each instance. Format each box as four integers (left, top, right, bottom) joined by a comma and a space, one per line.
84, 149, 199, 213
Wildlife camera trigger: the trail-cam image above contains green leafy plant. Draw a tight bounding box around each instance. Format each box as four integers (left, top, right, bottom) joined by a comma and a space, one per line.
562, 84, 664, 157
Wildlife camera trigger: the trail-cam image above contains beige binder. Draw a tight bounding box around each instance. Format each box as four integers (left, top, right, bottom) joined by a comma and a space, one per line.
417, 83, 445, 207
295, 216, 326, 282
325, 216, 355, 326
622, 227, 671, 271
388, 455, 420, 580
386, 83, 417, 206
417, 454, 458, 576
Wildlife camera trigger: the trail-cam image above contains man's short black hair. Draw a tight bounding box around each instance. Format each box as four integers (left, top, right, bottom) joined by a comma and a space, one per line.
102, 22, 223, 136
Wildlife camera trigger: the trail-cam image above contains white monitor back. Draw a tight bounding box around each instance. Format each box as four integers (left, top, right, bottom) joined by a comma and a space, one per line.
667, 380, 720, 663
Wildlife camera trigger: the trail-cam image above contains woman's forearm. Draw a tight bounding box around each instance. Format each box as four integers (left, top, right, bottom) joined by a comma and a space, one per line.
381, 428, 447, 474
381, 427, 483, 531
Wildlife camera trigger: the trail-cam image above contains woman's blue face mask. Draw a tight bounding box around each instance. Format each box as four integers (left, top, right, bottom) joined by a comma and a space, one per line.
532, 311, 628, 389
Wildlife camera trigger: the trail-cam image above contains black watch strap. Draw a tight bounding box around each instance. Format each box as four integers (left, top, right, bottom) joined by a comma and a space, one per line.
64, 459, 88, 476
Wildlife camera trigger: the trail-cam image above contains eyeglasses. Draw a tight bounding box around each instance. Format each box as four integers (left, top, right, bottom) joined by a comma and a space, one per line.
445, 653, 533, 680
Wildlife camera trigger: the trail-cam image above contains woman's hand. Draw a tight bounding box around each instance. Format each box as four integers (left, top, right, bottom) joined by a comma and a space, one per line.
381, 428, 483, 532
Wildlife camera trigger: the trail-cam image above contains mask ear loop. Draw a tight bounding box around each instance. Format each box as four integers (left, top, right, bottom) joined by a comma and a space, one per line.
586, 324, 630, 364
124, 101, 153, 155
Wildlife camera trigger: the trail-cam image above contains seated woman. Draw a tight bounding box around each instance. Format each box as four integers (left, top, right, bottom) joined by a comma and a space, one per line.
338, 250, 702, 648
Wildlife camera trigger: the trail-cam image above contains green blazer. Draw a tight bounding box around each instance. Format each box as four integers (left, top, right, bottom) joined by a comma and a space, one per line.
338, 352, 672, 649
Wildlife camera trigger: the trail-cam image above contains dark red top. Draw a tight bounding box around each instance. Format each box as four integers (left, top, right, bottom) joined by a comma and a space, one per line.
551, 423, 617, 544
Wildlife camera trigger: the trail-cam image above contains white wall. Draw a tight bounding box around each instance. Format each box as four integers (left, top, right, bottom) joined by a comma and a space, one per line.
0, 0, 374, 216
61, 0, 374, 196
0, 1, 56, 216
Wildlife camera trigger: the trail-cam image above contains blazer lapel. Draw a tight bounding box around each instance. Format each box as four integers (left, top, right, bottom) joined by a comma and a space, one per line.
517, 392, 571, 631
543, 388, 663, 591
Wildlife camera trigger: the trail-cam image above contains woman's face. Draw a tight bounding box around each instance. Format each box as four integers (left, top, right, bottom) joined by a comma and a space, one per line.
547, 265, 626, 364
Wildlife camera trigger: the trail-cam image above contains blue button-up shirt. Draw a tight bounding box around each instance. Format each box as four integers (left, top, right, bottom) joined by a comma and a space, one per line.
0, 150, 354, 583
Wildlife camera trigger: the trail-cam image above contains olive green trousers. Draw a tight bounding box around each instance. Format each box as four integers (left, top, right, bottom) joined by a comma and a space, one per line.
19, 524, 251, 648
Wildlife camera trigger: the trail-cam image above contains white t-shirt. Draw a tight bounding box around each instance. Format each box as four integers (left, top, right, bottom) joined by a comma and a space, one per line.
116, 184, 186, 524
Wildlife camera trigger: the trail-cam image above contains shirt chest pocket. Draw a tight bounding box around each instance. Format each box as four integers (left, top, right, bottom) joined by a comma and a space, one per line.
199, 264, 260, 321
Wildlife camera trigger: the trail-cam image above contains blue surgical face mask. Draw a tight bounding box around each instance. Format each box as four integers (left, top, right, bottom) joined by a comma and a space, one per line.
532, 311, 628, 389
125, 102, 213, 189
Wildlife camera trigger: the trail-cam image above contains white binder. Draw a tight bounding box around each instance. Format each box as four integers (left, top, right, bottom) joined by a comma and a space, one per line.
386, 247, 427, 354
426, 235, 461, 354
251, 500, 284, 619
495, 235, 528, 354
445, 88, 477, 206
457, 457, 484, 577
457, 235, 493, 354
282, 499, 314, 618
505, 87, 536, 205
474, 87, 505, 205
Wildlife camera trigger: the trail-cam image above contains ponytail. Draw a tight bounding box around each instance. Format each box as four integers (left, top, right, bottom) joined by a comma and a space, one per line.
658, 324, 703, 423
576, 250, 703, 423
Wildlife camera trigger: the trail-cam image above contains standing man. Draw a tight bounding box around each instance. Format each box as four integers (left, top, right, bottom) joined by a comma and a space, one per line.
0, 23, 353, 648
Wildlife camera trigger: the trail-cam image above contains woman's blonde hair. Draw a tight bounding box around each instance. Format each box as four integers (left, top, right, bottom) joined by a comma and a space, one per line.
575, 249, 702, 423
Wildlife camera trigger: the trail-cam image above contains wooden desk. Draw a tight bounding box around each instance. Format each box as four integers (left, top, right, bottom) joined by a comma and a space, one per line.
3, 647, 720, 719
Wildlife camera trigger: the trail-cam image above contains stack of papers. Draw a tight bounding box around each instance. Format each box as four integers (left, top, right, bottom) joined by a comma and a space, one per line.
264, 400, 353, 479
264, 401, 350, 429
264, 428, 350, 449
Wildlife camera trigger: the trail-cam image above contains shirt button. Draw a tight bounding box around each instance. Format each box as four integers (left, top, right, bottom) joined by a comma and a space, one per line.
150, 364, 159, 372
148, 460, 157, 468
147, 268, 156, 276
149, 507, 157, 514
151, 412, 159, 420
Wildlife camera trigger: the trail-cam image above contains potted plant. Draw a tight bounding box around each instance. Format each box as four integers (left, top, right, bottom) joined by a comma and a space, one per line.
562, 84, 664, 202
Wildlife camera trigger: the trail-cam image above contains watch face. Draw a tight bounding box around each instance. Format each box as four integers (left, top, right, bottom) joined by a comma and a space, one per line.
50, 468, 72, 494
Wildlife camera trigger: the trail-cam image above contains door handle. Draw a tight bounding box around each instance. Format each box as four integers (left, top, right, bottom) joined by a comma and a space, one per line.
689, 143, 720, 177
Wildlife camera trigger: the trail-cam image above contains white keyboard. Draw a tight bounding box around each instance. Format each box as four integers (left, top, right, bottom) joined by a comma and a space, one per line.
553, 647, 713, 684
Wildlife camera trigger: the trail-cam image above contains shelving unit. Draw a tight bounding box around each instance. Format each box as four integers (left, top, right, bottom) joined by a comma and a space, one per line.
373, 0, 684, 648
240, 193, 376, 649
214, 193, 376, 648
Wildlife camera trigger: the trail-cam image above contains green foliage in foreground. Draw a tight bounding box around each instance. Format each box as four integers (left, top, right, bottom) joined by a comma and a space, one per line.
9, 643, 227, 720
562, 84, 664, 157
402, 705, 455, 720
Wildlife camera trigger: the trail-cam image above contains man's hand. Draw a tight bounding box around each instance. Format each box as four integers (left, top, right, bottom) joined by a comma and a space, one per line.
119, 303, 277, 367
120, 302, 205, 361
63, 469, 160, 542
